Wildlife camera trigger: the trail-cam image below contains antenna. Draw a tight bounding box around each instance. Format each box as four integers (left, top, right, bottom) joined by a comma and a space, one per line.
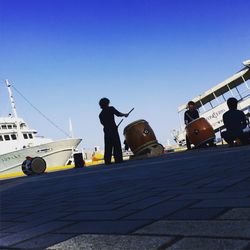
69, 118, 74, 138
4, 79, 23, 141
5, 79, 18, 118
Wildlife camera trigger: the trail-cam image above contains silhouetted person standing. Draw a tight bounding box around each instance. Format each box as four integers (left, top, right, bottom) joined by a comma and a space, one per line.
184, 101, 199, 150
99, 98, 128, 165
222, 97, 248, 146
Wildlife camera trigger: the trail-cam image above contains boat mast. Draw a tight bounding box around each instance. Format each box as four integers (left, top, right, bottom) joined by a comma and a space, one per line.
5, 79, 18, 118
69, 117, 74, 138
5, 79, 23, 141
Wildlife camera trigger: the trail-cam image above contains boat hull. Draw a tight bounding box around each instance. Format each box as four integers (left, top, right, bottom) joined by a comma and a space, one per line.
0, 138, 81, 174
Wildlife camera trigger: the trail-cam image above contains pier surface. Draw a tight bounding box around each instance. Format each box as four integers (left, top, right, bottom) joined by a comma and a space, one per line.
1, 145, 250, 249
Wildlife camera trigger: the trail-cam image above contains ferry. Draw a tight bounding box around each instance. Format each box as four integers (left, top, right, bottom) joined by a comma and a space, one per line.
173, 60, 250, 146
0, 80, 82, 174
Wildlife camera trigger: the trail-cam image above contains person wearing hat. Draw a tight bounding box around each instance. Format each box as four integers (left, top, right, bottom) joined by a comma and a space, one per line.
99, 98, 129, 165
222, 97, 249, 146
184, 101, 199, 150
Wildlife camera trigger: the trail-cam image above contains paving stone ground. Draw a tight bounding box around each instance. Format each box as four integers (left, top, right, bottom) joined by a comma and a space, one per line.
0, 145, 250, 249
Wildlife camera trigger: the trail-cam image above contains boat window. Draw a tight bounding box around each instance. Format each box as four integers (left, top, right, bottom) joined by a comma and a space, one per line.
28, 133, 33, 139
20, 123, 27, 128
236, 83, 250, 99
4, 135, 10, 141
11, 134, 17, 140
7, 125, 12, 129
210, 97, 224, 108
2, 125, 7, 129
230, 88, 242, 100
13, 124, 17, 129
223, 91, 234, 100
23, 134, 28, 139
0, 135, 3, 141
210, 99, 217, 108
215, 95, 226, 104
200, 102, 212, 113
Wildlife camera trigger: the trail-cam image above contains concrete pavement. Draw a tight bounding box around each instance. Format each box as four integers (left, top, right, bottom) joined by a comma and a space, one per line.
1, 145, 250, 249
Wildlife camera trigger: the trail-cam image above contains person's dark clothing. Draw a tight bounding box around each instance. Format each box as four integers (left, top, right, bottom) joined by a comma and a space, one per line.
221, 130, 249, 145
99, 106, 124, 164
124, 140, 129, 151
184, 109, 199, 149
104, 132, 123, 164
184, 110, 199, 125
222, 109, 248, 145
223, 110, 247, 137
186, 135, 191, 150
99, 107, 123, 133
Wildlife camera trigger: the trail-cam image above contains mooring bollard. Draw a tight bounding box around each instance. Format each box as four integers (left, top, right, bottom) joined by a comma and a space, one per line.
73, 153, 85, 168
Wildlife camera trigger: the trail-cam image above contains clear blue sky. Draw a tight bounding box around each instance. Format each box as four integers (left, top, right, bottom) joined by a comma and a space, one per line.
1, 0, 250, 149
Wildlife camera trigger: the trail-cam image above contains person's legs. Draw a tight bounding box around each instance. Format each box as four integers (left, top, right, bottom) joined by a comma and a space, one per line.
186, 136, 191, 150
104, 135, 113, 164
239, 132, 250, 145
221, 131, 234, 145
208, 139, 216, 147
113, 133, 123, 163
124, 140, 129, 151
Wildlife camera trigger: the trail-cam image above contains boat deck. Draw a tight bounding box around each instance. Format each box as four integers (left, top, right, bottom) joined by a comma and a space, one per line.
1, 145, 250, 249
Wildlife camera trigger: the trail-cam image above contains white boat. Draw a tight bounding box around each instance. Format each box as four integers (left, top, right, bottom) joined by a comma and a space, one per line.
173, 60, 250, 146
0, 80, 82, 174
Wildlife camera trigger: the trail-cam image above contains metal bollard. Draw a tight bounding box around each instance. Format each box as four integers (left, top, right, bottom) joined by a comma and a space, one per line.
73, 153, 85, 168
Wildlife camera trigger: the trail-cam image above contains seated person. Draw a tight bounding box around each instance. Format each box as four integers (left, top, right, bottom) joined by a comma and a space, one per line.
222, 97, 249, 146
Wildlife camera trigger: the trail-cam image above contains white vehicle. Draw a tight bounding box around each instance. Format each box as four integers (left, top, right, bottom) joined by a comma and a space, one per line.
173, 60, 250, 146
0, 80, 82, 174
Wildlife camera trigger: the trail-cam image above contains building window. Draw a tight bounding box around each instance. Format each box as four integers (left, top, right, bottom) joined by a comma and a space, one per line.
23, 134, 28, 139
8, 125, 12, 129
11, 134, 17, 140
4, 135, 10, 141
28, 133, 33, 139
2, 125, 7, 129
13, 124, 17, 129
0, 135, 3, 141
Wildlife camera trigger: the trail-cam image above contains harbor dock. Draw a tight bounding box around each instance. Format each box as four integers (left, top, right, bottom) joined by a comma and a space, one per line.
1, 145, 250, 249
